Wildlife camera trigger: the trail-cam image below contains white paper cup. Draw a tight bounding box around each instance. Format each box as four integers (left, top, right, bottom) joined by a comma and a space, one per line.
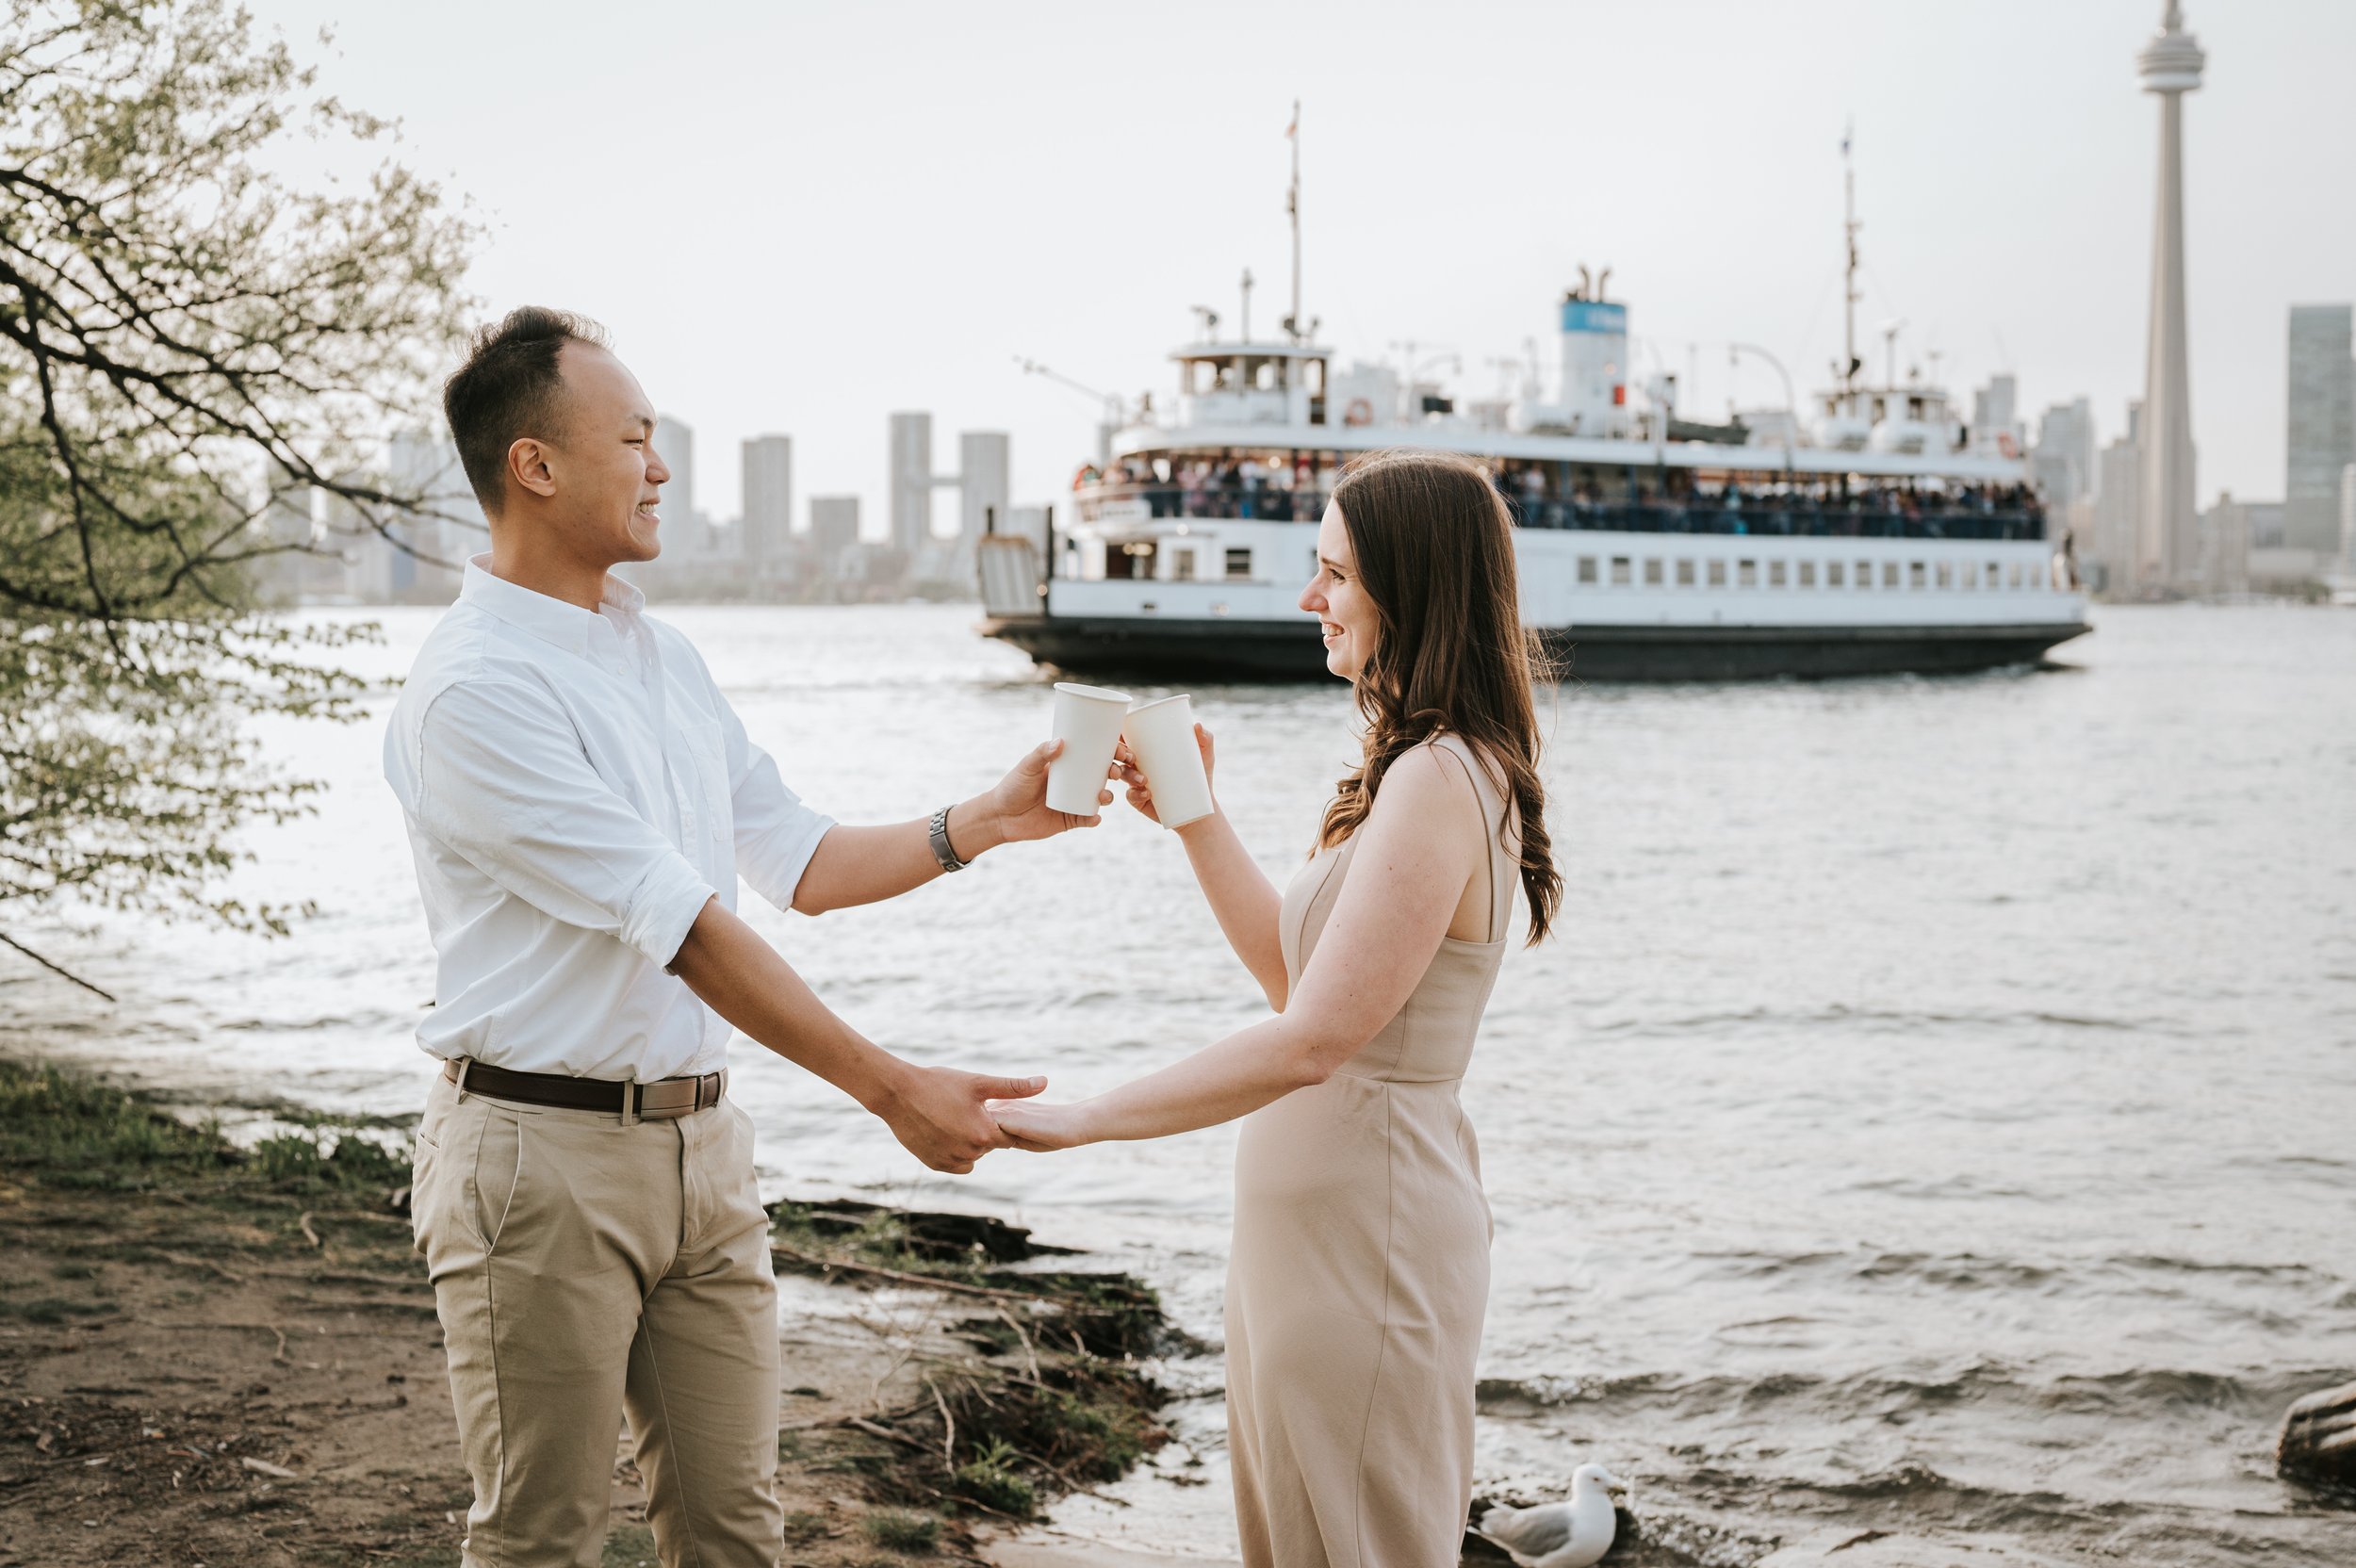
1046, 682, 1132, 816
1121, 694, 1215, 828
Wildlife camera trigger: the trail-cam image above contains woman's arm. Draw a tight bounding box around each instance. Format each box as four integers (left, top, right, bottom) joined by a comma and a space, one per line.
994, 746, 1483, 1146
1120, 727, 1289, 1008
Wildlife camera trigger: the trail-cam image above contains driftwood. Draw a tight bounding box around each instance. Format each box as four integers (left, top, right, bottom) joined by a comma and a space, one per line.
2277, 1379, 2356, 1486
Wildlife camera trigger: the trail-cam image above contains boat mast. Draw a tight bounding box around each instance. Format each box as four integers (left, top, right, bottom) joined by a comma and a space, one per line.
1842, 122, 1861, 400
1286, 100, 1302, 343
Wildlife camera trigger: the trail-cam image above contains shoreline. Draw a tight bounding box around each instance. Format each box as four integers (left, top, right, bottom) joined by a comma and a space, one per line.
0, 1054, 1180, 1568
8, 1050, 2338, 1568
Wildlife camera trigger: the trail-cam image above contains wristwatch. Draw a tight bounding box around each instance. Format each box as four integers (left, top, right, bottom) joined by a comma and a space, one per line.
928, 804, 970, 874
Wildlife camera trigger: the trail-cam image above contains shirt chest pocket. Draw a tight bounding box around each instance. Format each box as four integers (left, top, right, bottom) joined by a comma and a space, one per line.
672, 718, 734, 852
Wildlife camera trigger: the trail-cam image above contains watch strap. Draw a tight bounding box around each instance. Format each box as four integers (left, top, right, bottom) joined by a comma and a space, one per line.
928, 804, 969, 874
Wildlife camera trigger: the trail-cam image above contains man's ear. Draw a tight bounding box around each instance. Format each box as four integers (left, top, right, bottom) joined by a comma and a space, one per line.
507, 436, 558, 501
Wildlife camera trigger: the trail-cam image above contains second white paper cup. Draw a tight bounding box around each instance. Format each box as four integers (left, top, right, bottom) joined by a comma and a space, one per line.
1121, 694, 1215, 828
1046, 682, 1132, 816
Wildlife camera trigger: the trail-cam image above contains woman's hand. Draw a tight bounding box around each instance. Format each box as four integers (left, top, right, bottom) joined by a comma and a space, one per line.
986, 1097, 1099, 1152
1114, 724, 1215, 826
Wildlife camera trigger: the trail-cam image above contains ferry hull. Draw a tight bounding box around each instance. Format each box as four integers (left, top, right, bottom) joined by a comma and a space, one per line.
979, 615, 2090, 682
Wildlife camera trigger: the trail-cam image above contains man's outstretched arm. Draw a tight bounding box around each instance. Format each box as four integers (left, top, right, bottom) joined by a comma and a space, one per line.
787, 739, 1110, 916
667, 898, 1042, 1173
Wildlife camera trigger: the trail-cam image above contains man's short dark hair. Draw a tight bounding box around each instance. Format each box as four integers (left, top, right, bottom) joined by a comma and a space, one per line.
442, 306, 611, 512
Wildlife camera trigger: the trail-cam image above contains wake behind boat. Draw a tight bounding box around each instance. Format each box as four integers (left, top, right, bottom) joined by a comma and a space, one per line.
978, 130, 2089, 682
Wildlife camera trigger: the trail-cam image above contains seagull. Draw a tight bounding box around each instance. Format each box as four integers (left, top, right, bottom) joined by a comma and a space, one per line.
1474, 1463, 1629, 1568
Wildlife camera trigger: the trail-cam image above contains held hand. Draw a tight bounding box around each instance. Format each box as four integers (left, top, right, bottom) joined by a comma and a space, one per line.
1114, 724, 1216, 827
984, 739, 1113, 845
877, 1067, 1046, 1174
986, 1097, 1097, 1152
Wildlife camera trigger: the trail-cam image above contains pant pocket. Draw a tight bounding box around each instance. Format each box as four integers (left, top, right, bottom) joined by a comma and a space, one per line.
467, 1108, 525, 1252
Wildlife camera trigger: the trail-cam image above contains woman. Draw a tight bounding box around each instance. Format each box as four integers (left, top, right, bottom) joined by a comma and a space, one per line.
992, 449, 1562, 1566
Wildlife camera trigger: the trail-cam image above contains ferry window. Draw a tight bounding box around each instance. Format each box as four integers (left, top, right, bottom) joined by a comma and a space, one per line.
1224, 547, 1252, 580
1708, 560, 1727, 588
1610, 557, 1632, 586
2008, 563, 2024, 589
1827, 562, 1845, 587
1644, 558, 1663, 586
1798, 561, 1817, 588
1857, 560, 1872, 588
1908, 562, 1927, 590
1935, 562, 1954, 589
1738, 560, 1758, 588
1170, 547, 1196, 582
1988, 562, 2003, 589
1578, 556, 1598, 584
1883, 562, 1901, 589
1676, 559, 1696, 587
1767, 561, 1787, 588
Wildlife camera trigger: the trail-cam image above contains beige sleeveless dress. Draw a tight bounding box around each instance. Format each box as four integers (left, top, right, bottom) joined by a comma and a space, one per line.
1225, 736, 1513, 1568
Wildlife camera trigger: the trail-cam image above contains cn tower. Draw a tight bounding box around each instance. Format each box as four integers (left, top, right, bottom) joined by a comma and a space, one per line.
2136, 2, 2204, 586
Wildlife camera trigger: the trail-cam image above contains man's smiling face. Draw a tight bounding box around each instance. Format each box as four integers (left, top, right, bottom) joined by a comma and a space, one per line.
542, 341, 670, 565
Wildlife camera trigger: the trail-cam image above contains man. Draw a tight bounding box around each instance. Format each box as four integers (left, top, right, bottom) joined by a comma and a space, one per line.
384, 306, 1101, 1567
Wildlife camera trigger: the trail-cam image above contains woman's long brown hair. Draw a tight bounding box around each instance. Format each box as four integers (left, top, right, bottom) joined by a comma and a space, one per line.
1316, 449, 1562, 945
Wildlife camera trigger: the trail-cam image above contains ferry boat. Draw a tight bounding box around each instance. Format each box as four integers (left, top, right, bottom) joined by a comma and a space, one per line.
978, 137, 2089, 682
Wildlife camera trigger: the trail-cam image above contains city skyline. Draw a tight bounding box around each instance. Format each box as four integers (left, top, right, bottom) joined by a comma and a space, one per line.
242, 0, 2352, 533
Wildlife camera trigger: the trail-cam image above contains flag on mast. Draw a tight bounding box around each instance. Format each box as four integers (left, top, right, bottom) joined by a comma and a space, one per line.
1285, 103, 1298, 139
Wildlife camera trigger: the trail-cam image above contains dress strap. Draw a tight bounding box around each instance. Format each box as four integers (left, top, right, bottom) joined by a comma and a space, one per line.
1432, 738, 1505, 944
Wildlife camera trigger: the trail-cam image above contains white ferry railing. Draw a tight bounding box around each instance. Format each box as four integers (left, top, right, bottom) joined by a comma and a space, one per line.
1070, 483, 2048, 542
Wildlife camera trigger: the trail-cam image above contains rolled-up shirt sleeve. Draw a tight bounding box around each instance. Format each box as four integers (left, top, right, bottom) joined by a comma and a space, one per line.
716, 693, 835, 913
411, 678, 717, 969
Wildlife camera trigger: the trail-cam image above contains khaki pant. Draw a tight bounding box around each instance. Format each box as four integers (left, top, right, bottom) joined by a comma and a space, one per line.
412, 1068, 783, 1567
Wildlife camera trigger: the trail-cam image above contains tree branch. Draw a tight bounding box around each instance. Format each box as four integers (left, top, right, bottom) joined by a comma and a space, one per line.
0, 930, 117, 1003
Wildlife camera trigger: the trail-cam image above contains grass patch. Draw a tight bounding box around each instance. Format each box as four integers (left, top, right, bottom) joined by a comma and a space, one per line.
0, 1056, 413, 1200
860, 1508, 941, 1552
0, 1059, 235, 1185
781, 1509, 827, 1544
950, 1437, 1038, 1518
253, 1127, 410, 1192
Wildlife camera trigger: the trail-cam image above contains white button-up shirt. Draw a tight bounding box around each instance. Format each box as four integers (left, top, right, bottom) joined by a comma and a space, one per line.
383, 560, 834, 1081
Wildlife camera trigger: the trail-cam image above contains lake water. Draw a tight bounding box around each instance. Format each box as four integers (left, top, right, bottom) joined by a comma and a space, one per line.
7, 601, 2353, 1564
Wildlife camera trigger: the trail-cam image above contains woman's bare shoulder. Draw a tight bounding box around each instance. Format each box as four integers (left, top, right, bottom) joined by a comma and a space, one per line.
1370, 738, 1487, 829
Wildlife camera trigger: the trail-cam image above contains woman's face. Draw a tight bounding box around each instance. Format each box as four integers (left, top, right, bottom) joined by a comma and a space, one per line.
1301, 502, 1377, 680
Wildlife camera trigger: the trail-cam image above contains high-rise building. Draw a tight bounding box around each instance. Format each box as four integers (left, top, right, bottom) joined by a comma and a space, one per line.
2342, 464, 2356, 570
2031, 399, 2098, 508
2196, 494, 2268, 593
2286, 305, 2355, 555
1972, 374, 2019, 453
655, 413, 696, 540
387, 426, 481, 599
958, 432, 1010, 541
810, 495, 860, 560
741, 434, 793, 564
2091, 400, 2145, 588
889, 412, 933, 555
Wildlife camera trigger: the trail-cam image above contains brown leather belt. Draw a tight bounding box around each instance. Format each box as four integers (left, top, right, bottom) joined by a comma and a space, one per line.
442, 1057, 728, 1120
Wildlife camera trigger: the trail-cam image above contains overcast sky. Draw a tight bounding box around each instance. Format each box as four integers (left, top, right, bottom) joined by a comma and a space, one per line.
249, 0, 2354, 533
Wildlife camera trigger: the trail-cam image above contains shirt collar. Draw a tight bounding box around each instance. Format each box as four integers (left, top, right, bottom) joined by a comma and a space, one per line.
460, 556, 644, 659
